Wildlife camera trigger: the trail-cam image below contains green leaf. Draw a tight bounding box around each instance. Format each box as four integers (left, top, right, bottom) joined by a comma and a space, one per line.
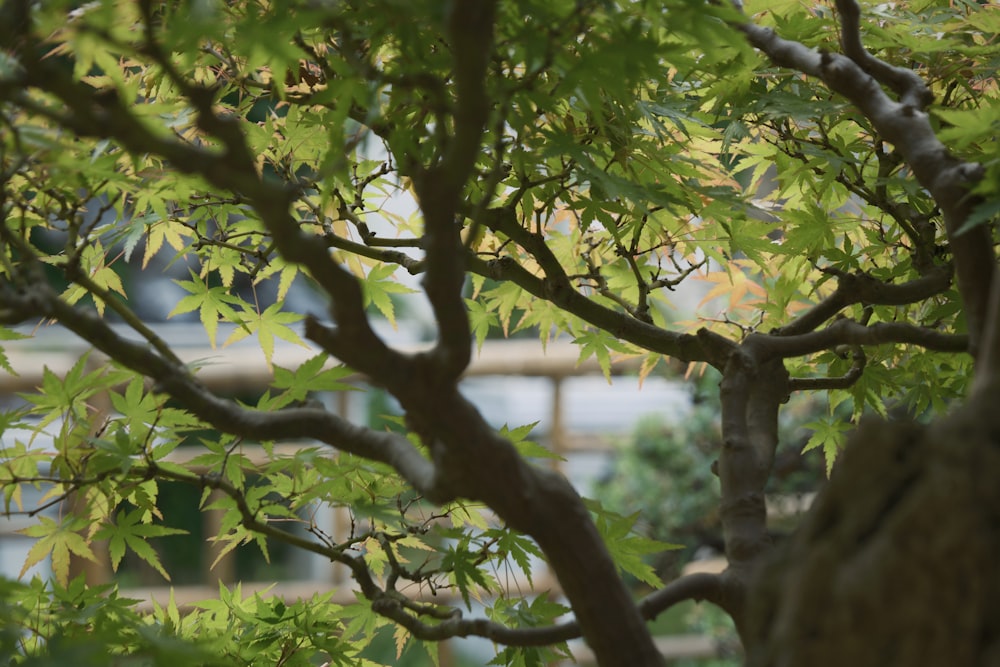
586, 499, 681, 588
361, 264, 418, 327
466, 297, 499, 351
0, 326, 29, 376
224, 301, 308, 367
482, 281, 528, 336
168, 272, 246, 347
954, 199, 1000, 236
20, 516, 98, 586
802, 416, 852, 475
494, 530, 545, 586
271, 353, 354, 405
499, 422, 563, 461
441, 540, 495, 609
95, 508, 187, 579
572, 331, 632, 382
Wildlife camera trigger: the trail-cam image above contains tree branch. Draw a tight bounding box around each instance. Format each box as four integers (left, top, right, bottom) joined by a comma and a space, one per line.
3, 452, 724, 652
752, 318, 968, 361
145, 462, 401, 607
788, 347, 867, 392
739, 0, 996, 357
639, 572, 725, 619
7, 24, 424, 388
834, 0, 932, 110
829, 1, 996, 356
717, 352, 783, 569
411, 1, 497, 382
736, 23, 822, 77
375, 571, 724, 647
62, 252, 185, 368
773, 265, 953, 337
320, 230, 426, 275
470, 255, 726, 364
0, 272, 442, 498
475, 209, 731, 365
972, 274, 1000, 396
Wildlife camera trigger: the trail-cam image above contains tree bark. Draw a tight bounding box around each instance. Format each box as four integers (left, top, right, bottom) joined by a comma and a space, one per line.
745, 386, 1000, 666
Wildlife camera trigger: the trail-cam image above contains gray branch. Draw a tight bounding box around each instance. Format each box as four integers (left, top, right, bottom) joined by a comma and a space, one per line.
773, 266, 952, 337
751, 318, 968, 361
410, 1, 498, 381
739, 0, 996, 359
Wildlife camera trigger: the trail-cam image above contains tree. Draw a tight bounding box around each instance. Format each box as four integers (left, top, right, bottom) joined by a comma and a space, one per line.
0, 0, 998, 664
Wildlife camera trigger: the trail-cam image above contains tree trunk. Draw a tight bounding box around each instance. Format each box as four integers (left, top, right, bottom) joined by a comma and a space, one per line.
745, 387, 1000, 666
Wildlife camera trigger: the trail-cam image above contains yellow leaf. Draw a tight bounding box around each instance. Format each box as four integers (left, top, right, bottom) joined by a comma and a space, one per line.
637, 353, 662, 388
697, 261, 767, 310
19, 518, 97, 585
393, 624, 409, 660
447, 502, 490, 530
167, 588, 181, 629
19, 537, 53, 580
210, 535, 244, 570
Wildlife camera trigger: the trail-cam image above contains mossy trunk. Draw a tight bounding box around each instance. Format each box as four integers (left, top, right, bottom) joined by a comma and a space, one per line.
745, 387, 1000, 666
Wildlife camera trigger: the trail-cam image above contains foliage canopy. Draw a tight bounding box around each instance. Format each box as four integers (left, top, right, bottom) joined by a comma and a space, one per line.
0, 0, 998, 664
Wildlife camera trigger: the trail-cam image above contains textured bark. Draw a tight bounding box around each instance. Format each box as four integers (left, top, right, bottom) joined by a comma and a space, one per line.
745, 387, 1000, 666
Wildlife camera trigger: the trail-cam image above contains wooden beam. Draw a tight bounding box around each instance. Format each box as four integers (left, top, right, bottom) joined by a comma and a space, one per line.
0, 338, 644, 392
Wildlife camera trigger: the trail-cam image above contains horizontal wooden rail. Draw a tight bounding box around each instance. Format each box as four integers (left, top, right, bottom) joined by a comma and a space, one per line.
0, 337, 645, 392
126, 569, 562, 613
565, 634, 721, 665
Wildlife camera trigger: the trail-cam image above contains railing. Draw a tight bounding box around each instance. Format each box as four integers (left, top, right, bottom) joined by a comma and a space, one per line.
1, 333, 719, 664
